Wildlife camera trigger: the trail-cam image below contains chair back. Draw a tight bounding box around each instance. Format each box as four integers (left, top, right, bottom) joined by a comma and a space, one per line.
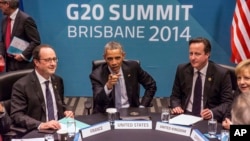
219, 64, 237, 91
86, 59, 141, 115
0, 69, 33, 101
92, 59, 140, 71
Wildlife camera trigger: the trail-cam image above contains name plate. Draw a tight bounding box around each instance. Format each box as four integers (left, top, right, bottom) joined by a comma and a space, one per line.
191, 129, 209, 141
155, 121, 191, 136
79, 121, 111, 138
114, 120, 152, 129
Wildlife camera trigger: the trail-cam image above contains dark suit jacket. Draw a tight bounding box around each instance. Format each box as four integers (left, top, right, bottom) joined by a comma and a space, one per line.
10, 71, 67, 131
170, 61, 233, 122
0, 112, 11, 134
0, 10, 41, 71
90, 60, 157, 113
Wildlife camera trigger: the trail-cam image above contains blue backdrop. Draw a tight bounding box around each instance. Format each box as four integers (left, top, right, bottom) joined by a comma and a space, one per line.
11, 0, 236, 97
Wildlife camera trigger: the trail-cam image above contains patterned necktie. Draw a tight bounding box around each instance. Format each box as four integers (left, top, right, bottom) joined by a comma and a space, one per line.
5, 17, 11, 49
115, 78, 122, 109
45, 81, 55, 121
192, 71, 202, 116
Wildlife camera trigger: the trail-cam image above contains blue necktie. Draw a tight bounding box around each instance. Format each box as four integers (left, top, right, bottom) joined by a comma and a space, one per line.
192, 71, 202, 116
45, 81, 55, 121
115, 78, 122, 109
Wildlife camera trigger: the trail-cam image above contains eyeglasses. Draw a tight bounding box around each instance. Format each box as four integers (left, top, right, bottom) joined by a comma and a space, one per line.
39, 57, 58, 63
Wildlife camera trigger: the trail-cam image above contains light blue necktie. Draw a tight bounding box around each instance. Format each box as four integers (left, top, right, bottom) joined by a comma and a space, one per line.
115, 78, 122, 109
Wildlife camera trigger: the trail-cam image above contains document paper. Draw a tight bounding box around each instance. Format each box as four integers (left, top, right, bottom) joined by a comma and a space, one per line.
169, 114, 203, 126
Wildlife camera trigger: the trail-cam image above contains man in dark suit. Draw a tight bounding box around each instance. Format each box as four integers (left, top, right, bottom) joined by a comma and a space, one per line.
10, 44, 74, 131
90, 41, 157, 113
170, 37, 233, 122
0, 0, 41, 72
0, 102, 11, 134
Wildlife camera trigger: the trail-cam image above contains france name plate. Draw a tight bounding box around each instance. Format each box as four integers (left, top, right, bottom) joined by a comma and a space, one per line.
80, 121, 111, 138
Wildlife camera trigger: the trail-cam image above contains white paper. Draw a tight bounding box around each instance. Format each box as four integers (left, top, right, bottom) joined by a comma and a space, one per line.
169, 114, 203, 126
12, 138, 44, 141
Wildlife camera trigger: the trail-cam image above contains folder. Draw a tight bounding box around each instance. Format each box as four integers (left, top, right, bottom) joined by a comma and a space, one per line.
7, 36, 32, 62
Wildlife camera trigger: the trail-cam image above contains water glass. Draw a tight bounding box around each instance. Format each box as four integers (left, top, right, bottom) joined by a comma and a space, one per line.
106, 108, 117, 127
208, 119, 217, 138
44, 134, 54, 141
220, 130, 229, 141
57, 129, 68, 141
161, 108, 170, 123
67, 118, 76, 137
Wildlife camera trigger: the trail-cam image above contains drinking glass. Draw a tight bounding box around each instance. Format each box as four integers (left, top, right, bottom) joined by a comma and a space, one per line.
106, 108, 117, 127
220, 130, 229, 141
208, 119, 217, 138
44, 134, 54, 141
67, 118, 76, 137
161, 107, 170, 123
57, 129, 68, 141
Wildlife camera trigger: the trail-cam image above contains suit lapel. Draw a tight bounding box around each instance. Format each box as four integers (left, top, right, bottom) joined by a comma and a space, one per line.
3, 17, 8, 37
31, 71, 46, 113
51, 75, 60, 105
121, 63, 133, 101
11, 10, 21, 37
184, 66, 194, 107
203, 62, 214, 107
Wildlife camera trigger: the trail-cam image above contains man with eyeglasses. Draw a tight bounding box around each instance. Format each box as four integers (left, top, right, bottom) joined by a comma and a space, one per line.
10, 44, 74, 132
0, 0, 41, 72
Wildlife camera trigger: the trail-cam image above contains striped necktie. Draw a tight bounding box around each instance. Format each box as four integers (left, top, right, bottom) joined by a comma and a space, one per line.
45, 81, 55, 121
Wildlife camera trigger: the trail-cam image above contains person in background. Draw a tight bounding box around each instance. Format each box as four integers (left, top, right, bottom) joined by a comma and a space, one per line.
170, 37, 233, 122
0, 0, 41, 72
222, 59, 250, 129
10, 44, 73, 131
90, 41, 157, 113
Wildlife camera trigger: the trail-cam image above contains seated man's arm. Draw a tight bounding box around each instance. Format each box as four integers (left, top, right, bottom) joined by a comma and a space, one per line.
90, 71, 113, 113
10, 82, 42, 131
170, 65, 185, 114
0, 103, 11, 134
209, 69, 233, 122
138, 66, 157, 107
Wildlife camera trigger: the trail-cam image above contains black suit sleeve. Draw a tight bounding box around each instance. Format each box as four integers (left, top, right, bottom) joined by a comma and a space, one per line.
0, 111, 11, 134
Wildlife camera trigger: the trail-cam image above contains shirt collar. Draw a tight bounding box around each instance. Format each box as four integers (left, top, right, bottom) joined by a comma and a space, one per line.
35, 70, 51, 84
194, 61, 208, 75
9, 8, 19, 20
108, 67, 124, 78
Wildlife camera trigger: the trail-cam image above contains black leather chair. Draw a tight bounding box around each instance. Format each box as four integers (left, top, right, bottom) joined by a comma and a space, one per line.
0, 69, 33, 139
218, 64, 237, 92
0, 69, 33, 101
85, 59, 140, 115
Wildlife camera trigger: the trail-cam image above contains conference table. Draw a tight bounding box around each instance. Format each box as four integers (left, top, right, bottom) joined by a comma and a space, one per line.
22, 111, 223, 141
